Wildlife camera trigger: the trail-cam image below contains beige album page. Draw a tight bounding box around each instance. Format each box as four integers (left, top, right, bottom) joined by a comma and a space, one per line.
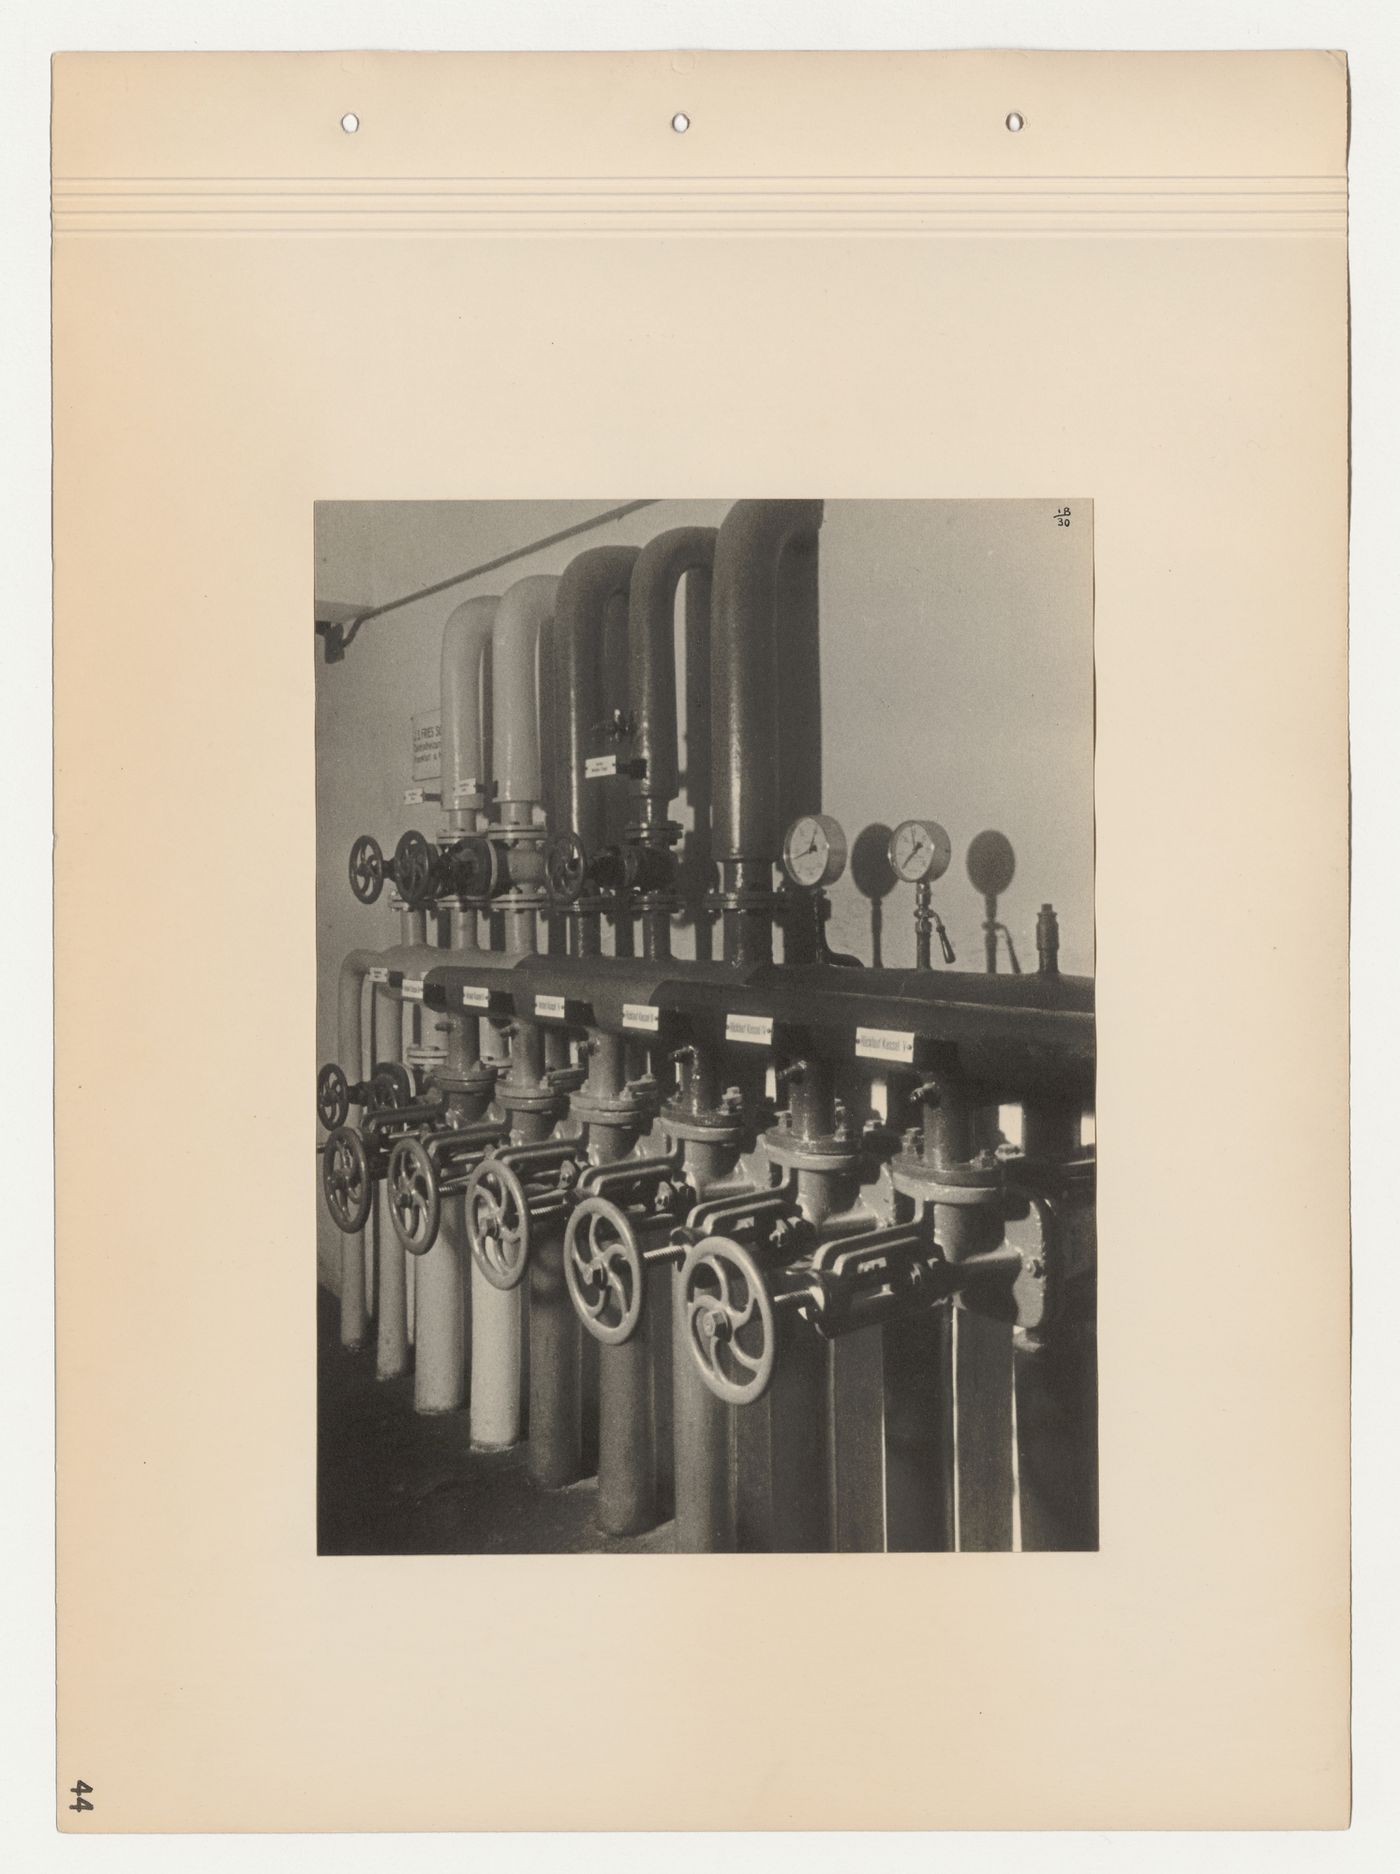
53, 51, 1349, 1831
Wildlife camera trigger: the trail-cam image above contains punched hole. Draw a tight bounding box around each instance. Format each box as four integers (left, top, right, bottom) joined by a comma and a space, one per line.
672, 112, 690, 134
1005, 111, 1025, 132
341, 113, 360, 134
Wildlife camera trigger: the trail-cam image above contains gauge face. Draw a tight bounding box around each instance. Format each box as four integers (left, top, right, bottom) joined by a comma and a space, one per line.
781, 813, 848, 891
888, 818, 953, 885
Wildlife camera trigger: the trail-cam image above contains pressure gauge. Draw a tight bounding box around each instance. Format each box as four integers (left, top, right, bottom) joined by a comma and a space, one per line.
888, 818, 953, 885
781, 813, 848, 891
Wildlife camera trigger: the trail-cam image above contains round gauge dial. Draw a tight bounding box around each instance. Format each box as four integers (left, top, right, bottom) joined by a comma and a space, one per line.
781, 813, 848, 891
888, 818, 953, 885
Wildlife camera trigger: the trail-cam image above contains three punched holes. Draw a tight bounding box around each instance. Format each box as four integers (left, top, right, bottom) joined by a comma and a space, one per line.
339, 106, 1022, 138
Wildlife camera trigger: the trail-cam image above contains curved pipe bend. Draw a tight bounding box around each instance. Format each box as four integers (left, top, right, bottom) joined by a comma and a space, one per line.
440, 596, 499, 833
551, 545, 640, 850
627, 526, 717, 819
711, 500, 824, 866
491, 575, 558, 824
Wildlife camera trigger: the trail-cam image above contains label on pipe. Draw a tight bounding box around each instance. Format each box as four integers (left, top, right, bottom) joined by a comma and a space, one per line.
460, 985, 491, 1011
402, 978, 424, 1002
368, 966, 389, 985
623, 1002, 659, 1033
535, 994, 567, 1020
726, 1013, 773, 1046
452, 778, 479, 801
584, 754, 617, 779
855, 1026, 916, 1064
411, 710, 442, 781
403, 787, 426, 805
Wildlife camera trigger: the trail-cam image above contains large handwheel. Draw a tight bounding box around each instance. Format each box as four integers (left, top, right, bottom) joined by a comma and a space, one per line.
679, 1236, 777, 1406
348, 834, 385, 905
563, 1197, 645, 1346
393, 829, 439, 908
386, 1136, 442, 1256
322, 1126, 373, 1234
544, 831, 588, 905
317, 1062, 350, 1131
463, 1157, 532, 1290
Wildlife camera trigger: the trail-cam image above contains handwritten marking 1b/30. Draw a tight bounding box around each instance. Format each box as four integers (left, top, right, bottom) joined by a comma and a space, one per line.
1054, 506, 1071, 528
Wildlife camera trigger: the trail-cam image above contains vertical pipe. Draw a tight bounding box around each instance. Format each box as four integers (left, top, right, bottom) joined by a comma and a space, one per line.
469, 576, 556, 1451
1015, 1097, 1098, 1550
588, 1040, 652, 1534
336, 955, 374, 1350
374, 980, 409, 1380
440, 596, 498, 836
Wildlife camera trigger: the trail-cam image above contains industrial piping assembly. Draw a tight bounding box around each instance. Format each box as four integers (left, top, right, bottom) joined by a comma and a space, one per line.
317, 499, 1098, 1553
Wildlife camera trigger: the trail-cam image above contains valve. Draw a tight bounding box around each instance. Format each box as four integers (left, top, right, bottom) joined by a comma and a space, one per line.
679, 1236, 780, 1406
348, 834, 386, 905
317, 1059, 415, 1130
463, 1157, 533, 1290
562, 1198, 649, 1345
382, 1119, 512, 1256
317, 1062, 353, 1131
322, 1126, 374, 1234
544, 831, 589, 905
393, 830, 441, 909
444, 834, 498, 902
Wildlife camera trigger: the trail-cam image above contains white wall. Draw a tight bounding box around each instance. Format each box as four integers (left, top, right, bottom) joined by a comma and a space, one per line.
314, 498, 1093, 1283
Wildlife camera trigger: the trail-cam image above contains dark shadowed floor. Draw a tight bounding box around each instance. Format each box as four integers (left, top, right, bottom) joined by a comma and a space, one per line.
317, 1285, 674, 1555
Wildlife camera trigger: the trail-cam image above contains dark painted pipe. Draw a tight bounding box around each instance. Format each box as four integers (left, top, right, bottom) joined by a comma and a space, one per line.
552, 546, 640, 857
711, 500, 824, 963
627, 526, 718, 821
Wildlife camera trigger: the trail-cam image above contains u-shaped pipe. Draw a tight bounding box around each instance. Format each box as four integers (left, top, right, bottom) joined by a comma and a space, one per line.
627, 526, 717, 829
710, 500, 824, 962
552, 546, 640, 857
440, 596, 498, 835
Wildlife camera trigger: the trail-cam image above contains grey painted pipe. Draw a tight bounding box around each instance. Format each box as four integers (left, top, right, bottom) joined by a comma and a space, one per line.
440, 596, 498, 834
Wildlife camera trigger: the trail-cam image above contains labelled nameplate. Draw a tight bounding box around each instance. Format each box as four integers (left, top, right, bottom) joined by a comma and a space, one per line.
459, 984, 491, 1011
402, 978, 425, 1002
584, 754, 617, 779
367, 966, 389, 985
726, 1013, 773, 1046
402, 787, 426, 806
535, 994, 567, 1020
623, 1002, 660, 1033
411, 709, 442, 782
855, 1026, 916, 1065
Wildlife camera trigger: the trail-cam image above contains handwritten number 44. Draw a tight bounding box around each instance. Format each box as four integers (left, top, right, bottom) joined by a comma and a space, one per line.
69, 1780, 94, 1813
1055, 508, 1072, 528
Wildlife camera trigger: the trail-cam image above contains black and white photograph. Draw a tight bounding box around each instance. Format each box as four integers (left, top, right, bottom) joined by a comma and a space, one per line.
314, 497, 1096, 1555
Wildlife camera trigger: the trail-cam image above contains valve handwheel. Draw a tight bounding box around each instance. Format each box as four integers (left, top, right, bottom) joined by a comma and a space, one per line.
563, 1198, 645, 1346
317, 1062, 350, 1131
348, 834, 385, 905
679, 1236, 777, 1406
322, 1126, 373, 1234
544, 831, 588, 905
394, 829, 439, 908
386, 1136, 442, 1256
370, 1061, 414, 1112
463, 1158, 532, 1290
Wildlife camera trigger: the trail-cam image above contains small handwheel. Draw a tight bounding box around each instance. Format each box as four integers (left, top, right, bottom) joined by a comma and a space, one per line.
463, 1157, 532, 1290
348, 834, 385, 905
317, 1062, 350, 1131
322, 1126, 373, 1234
545, 831, 588, 905
394, 829, 439, 908
445, 835, 498, 902
386, 1136, 442, 1256
563, 1197, 645, 1346
369, 1061, 413, 1111
680, 1236, 777, 1406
